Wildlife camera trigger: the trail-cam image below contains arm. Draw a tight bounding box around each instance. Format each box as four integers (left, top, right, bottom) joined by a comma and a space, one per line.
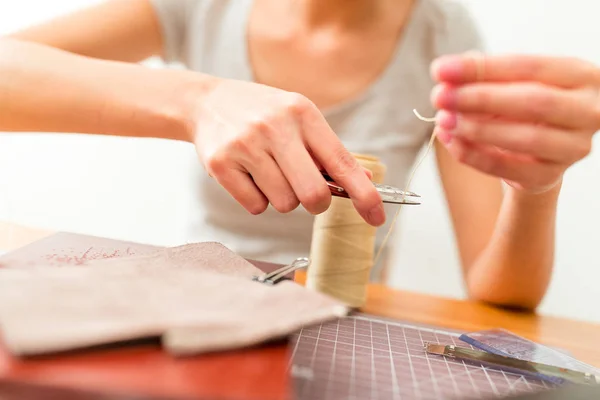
0, 38, 204, 139
435, 140, 556, 310
427, 2, 565, 310
6, 0, 163, 62
3, 0, 385, 224
431, 54, 600, 311
0, 38, 384, 225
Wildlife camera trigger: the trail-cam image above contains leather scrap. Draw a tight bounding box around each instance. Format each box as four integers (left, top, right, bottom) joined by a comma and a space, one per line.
0, 242, 347, 357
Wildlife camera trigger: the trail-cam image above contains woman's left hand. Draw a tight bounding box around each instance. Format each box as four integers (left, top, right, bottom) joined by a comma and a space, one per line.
430, 53, 600, 193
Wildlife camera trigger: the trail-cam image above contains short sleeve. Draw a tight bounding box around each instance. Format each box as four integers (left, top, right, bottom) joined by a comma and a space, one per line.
431, 0, 486, 57
148, 0, 201, 63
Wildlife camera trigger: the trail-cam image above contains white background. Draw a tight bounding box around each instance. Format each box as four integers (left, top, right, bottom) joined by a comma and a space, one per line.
1, 1, 599, 323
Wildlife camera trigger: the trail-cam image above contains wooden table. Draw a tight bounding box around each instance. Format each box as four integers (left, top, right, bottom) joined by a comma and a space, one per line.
1, 222, 600, 400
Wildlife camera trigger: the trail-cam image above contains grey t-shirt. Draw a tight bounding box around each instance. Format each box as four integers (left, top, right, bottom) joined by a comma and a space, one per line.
149, 0, 483, 267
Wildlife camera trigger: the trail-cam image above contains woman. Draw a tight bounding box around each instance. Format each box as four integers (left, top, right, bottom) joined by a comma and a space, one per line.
3, 0, 598, 310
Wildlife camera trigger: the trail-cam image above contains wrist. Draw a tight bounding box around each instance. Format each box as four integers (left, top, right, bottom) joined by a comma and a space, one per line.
507, 178, 562, 206
115, 67, 221, 144
89, 59, 222, 143
158, 70, 222, 143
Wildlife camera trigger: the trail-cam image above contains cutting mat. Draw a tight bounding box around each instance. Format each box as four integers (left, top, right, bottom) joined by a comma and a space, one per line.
289, 314, 556, 400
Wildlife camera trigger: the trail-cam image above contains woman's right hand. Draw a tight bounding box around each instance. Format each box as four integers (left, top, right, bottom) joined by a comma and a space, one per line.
187, 79, 386, 226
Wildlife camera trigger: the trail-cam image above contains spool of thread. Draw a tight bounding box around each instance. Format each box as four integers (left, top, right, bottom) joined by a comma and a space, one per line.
307, 153, 386, 308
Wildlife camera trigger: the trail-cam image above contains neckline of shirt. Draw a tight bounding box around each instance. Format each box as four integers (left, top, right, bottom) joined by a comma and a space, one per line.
235, 0, 427, 118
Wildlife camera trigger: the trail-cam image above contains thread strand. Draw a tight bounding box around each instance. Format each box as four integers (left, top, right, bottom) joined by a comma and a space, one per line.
372, 109, 437, 269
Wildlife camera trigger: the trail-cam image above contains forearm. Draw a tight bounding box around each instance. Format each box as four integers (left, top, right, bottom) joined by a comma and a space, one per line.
0, 39, 216, 141
466, 183, 560, 310
6, 0, 162, 62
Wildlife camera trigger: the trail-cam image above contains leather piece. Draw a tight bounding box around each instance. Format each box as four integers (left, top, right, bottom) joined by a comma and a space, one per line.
163, 280, 347, 355
0, 233, 293, 400
86, 242, 265, 279
0, 232, 287, 276
0, 242, 347, 357
0, 232, 158, 268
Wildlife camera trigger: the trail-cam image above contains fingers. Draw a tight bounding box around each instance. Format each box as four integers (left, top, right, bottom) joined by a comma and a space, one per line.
431, 53, 600, 89
432, 82, 600, 130
309, 149, 372, 179
210, 164, 269, 215
436, 111, 591, 163
440, 133, 563, 191
244, 154, 300, 214
270, 135, 332, 216
199, 85, 382, 224
362, 167, 374, 180
428, 53, 597, 194
300, 104, 385, 226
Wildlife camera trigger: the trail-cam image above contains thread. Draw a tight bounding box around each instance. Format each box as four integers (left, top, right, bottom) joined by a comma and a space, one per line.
372, 51, 484, 268
372, 109, 438, 268
413, 109, 437, 123
307, 154, 386, 307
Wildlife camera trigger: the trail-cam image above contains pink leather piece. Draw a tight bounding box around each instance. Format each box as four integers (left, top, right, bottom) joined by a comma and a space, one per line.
0, 232, 158, 268
0, 241, 347, 357
87, 242, 264, 279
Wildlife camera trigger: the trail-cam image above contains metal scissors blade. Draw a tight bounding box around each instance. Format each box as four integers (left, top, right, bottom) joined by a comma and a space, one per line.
322, 173, 421, 205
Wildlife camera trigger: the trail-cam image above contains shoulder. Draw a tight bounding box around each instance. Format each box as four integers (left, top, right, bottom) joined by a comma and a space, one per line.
421, 0, 486, 55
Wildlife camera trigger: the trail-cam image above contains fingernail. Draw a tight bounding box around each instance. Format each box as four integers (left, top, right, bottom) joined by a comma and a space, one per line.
431, 55, 463, 81
431, 84, 458, 110
367, 203, 386, 226
435, 128, 453, 145
436, 110, 458, 130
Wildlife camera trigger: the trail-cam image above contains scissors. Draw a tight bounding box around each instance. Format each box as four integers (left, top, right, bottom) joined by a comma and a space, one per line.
322, 172, 421, 205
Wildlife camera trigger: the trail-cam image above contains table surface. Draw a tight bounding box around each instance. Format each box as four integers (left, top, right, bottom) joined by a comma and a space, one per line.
1, 221, 600, 400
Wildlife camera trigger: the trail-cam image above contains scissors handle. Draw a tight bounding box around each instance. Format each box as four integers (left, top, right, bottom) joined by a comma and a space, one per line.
322, 173, 350, 199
